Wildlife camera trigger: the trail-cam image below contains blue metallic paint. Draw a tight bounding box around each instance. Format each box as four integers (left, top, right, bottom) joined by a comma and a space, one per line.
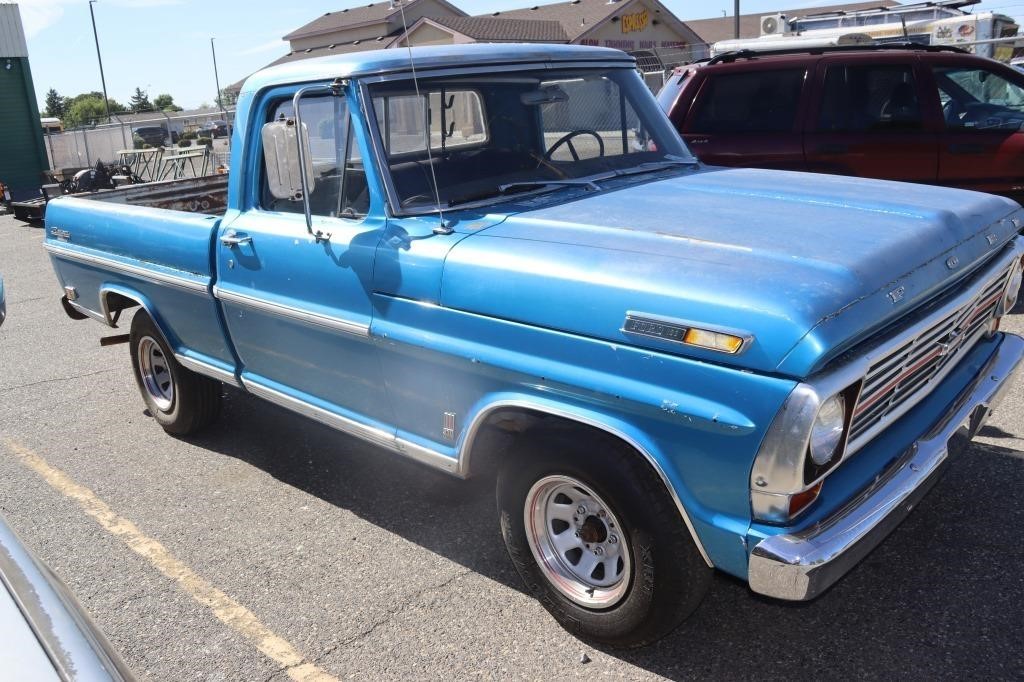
41, 44, 1024, 586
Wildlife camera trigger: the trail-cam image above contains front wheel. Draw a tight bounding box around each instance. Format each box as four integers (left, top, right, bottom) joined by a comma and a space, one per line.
497, 432, 712, 648
129, 311, 222, 435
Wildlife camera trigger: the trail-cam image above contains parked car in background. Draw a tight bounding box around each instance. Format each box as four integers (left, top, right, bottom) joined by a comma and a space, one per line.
0, 514, 131, 679
658, 44, 1024, 202
132, 126, 169, 147
196, 120, 230, 138
43, 44, 1024, 647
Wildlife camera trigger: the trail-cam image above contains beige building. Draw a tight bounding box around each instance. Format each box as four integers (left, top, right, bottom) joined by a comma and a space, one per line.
244, 0, 702, 88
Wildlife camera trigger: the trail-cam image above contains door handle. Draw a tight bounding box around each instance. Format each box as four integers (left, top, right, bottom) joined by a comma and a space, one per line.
220, 230, 252, 247
817, 143, 848, 154
948, 143, 986, 154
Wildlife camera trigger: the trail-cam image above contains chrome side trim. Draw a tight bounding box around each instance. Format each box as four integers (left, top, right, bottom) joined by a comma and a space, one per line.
65, 299, 110, 325
214, 286, 369, 338
240, 377, 463, 476
44, 243, 208, 294
174, 354, 241, 388
457, 399, 714, 567
749, 332, 1024, 601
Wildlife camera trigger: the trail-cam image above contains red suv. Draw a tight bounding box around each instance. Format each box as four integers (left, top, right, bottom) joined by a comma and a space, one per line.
658, 45, 1024, 202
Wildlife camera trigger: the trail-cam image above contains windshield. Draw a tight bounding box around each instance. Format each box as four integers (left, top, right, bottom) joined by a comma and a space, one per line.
366, 67, 695, 212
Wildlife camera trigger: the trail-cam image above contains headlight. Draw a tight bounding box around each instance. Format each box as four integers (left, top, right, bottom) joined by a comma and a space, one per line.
808, 394, 846, 465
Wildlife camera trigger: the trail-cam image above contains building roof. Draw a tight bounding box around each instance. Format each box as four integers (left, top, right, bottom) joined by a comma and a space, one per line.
686, 1, 901, 46
240, 43, 634, 95
486, 0, 641, 42
268, 34, 399, 68
423, 15, 568, 42
284, 0, 466, 41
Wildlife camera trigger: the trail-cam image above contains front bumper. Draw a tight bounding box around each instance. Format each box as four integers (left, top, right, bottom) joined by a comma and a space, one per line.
748, 332, 1024, 601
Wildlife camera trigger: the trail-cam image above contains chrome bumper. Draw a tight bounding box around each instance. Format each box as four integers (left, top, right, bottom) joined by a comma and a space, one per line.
748, 333, 1024, 601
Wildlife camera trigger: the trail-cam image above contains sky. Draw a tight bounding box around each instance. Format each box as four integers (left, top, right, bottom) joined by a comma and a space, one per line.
13, 0, 1024, 111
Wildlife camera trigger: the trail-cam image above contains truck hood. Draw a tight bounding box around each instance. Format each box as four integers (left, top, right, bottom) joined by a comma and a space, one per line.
441, 167, 1023, 377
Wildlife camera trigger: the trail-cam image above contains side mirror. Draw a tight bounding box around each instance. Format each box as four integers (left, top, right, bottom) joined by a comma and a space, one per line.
261, 119, 315, 201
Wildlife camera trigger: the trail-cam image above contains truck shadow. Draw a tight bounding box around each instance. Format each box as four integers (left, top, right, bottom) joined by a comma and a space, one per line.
189, 387, 1024, 680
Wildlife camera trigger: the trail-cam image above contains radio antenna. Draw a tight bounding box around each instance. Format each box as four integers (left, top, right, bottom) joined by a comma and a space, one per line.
397, 1, 452, 234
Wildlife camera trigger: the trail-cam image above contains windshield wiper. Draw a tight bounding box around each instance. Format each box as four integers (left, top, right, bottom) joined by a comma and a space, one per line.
496, 178, 601, 193
445, 179, 598, 208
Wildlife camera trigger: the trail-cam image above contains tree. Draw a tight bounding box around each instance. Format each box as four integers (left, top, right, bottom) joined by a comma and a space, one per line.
153, 93, 182, 112
65, 96, 109, 128
43, 88, 70, 120
129, 87, 153, 113
219, 87, 238, 107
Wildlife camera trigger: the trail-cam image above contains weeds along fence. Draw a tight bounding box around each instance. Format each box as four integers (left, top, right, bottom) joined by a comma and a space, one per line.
43, 108, 236, 180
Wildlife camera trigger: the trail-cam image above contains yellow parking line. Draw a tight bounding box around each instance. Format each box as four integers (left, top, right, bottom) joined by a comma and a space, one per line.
5, 440, 338, 682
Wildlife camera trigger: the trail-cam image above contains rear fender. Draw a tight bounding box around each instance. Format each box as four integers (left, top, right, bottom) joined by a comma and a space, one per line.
99, 284, 176, 348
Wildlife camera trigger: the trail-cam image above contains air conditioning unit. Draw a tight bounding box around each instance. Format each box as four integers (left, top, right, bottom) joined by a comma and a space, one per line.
760, 14, 788, 37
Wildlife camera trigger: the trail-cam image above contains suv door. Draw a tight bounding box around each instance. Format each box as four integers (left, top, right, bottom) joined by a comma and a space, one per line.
216, 91, 394, 432
679, 66, 808, 170
925, 59, 1024, 199
804, 56, 939, 183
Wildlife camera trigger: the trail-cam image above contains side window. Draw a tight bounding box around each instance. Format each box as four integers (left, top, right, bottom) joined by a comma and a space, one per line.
537, 75, 645, 160
818, 64, 922, 132
261, 96, 368, 219
689, 69, 805, 133
373, 90, 486, 155
933, 66, 1024, 131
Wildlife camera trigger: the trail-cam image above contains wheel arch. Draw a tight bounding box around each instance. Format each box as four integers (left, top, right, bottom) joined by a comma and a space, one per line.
100, 285, 176, 347
457, 396, 714, 567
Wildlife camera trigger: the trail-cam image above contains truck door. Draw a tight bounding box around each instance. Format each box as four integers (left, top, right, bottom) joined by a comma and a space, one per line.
215, 93, 394, 431
927, 60, 1024, 198
804, 57, 939, 183
680, 66, 808, 171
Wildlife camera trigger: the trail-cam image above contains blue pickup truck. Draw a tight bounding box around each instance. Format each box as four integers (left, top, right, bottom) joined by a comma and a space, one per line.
44, 44, 1024, 647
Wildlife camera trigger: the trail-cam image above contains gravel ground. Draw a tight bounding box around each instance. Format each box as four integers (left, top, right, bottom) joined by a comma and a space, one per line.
0, 212, 1022, 680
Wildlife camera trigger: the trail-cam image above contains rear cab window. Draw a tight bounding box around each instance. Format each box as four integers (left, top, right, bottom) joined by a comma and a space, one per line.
686, 68, 806, 133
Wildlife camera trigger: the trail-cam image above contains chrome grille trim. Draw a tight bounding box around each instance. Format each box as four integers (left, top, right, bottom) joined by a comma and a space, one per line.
846, 254, 1016, 452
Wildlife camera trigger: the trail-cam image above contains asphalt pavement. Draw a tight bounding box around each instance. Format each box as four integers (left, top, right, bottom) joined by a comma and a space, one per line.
1, 211, 1022, 681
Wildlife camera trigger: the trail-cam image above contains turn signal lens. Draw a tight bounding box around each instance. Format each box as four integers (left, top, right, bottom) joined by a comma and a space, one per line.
789, 482, 823, 517
999, 260, 1023, 316
683, 328, 745, 354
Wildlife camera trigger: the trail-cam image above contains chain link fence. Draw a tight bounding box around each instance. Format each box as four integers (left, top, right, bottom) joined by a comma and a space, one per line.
42, 109, 235, 180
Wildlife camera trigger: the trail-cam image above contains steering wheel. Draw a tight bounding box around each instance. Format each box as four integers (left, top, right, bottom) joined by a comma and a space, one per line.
544, 130, 604, 161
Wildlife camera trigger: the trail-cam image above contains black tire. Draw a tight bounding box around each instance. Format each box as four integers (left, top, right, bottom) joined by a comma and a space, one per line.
497, 430, 712, 648
129, 311, 222, 436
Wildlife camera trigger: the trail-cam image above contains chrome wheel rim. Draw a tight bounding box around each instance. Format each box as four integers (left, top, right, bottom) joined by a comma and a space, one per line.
137, 336, 174, 412
524, 475, 631, 608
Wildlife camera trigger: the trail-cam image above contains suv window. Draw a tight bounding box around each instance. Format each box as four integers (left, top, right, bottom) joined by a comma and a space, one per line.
933, 66, 1024, 131
818, 64, 922, 131
262, 96, 369, 219
689, 69, 805, 133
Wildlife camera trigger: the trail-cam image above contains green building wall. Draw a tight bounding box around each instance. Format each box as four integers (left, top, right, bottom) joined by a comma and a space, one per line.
0, 56, 48, 200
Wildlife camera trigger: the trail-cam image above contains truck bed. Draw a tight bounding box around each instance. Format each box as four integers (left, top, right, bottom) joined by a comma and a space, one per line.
11, 175, 228, 223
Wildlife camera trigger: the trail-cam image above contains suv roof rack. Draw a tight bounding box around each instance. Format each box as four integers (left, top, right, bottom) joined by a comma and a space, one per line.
707, 42, 969, 66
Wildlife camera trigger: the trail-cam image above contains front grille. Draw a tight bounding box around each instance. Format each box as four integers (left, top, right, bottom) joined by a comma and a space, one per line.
849, 261, 1014, 445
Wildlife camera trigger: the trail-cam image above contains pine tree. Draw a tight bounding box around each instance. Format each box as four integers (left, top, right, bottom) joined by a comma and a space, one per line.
129, 87, 153, 113
44, 88, 68, 120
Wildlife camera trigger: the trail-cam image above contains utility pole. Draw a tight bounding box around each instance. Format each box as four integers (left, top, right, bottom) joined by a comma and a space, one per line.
734, 0, 740, 39
88, 0, 111, 122
211, 38, 223, 113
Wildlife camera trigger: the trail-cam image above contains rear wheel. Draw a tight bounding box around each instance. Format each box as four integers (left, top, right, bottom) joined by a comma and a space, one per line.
497, 430, 712, 647
129, 311, 222, 435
